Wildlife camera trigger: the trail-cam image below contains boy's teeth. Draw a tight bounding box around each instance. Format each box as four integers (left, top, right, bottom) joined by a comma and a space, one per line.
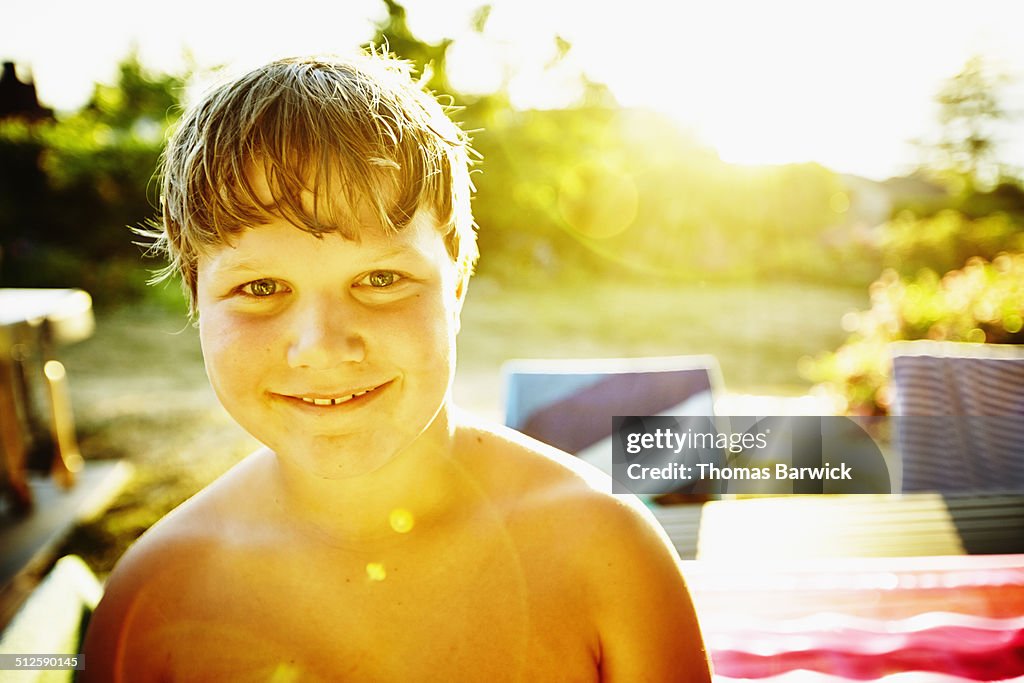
299, 388, 372, 406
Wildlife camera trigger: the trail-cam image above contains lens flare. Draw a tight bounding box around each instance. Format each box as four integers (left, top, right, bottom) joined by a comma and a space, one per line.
366, 562, 387, 582
389, 508, 415, 534
557, 162, 638, 240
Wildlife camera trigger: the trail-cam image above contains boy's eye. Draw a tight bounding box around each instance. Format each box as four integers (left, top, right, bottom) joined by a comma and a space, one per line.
243, 279, 279, 297
361, 271, 401, 288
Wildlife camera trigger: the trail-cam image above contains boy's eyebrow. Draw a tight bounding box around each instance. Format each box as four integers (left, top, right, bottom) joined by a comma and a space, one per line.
207, 255, 265, 273
367, 246, 424, 260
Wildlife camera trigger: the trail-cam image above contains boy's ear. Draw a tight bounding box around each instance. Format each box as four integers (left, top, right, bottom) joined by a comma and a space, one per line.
455, 273, 468, 303
452, 273, 469, 333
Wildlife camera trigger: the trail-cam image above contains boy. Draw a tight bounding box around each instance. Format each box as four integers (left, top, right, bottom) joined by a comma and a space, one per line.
82, 52, 710, 682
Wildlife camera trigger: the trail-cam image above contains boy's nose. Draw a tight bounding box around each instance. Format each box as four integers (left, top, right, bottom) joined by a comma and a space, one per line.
286, 299, 365, 369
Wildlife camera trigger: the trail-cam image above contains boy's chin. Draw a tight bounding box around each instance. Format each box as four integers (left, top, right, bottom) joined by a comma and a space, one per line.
264, 421, 445, 481
269, 436, 403, 480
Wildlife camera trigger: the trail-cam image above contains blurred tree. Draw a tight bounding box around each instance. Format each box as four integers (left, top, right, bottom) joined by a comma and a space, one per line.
368, 0, 453, 95
0, 52, 185, 303
469, 4, 492, 33
881, 56, 1024, 278
361, 0, 858, 285
919, 55, 1015, 191
473, 104, 853, 283
804, 254, 1024, 415
811, 56, 1024, 415
80, 48, 182, 134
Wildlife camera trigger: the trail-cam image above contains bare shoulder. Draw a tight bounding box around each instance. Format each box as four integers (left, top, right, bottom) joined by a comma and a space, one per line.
455, 413, 712, 682
454, 410, 664, 536
81, 449, 273, 682
81, 507, 212, 681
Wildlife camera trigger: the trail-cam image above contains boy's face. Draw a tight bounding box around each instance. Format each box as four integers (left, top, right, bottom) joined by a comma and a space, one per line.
195, 208, 465, 479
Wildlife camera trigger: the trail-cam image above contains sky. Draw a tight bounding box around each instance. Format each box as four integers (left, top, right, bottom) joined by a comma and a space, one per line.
4, 0, 1024, 180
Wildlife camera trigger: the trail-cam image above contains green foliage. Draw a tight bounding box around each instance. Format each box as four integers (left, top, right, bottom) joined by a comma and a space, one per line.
0, 54, 184, 306
811, 56, 1024, 415
803, 254, 1024, 414
957, 180, 1024, 218
471, 106, 861, 284
881, 207, 1024, 277
368, 0, 453, 95
2, 0, 876, 310
924, 56, 1012, 189
0, 121, 51, 246
364, 1, 862, 286
80, 50, 182, 132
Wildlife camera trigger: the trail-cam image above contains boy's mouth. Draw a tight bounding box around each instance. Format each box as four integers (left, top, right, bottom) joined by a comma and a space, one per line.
298, 389, 373, 406
281, 381, 391, 407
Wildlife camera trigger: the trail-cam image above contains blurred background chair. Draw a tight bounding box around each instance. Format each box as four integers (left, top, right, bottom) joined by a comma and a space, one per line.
890, 340, 1024, 493
504, 355, 723, 450
502, 355, 725, 515
889, 341, 1024, 554
0, 288, 94, 513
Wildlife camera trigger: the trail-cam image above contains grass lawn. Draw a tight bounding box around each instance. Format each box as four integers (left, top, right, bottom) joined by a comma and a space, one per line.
455, 276, 868, 418
57, 275, 866, 574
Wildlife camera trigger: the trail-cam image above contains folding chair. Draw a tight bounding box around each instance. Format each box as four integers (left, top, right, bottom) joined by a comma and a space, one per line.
502, 355, 724, 498
890, 340, 1024, 493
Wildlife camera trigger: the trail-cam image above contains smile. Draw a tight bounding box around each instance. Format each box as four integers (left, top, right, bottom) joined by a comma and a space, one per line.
298, 389, 373, 406
283, 381, 390, 408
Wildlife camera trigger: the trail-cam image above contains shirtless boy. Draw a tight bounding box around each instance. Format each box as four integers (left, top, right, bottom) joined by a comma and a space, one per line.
82, 52, 710, 682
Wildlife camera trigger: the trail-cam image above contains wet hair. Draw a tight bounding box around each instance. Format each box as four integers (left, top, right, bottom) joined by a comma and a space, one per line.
147, 50, 477, 315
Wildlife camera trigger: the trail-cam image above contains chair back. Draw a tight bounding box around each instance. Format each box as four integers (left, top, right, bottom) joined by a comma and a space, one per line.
890, 341, 1024, 492
502, 355, 725, 500
503, 355, 722, 455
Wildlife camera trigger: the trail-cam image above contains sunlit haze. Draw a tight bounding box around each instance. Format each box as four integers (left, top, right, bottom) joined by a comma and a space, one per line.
4, 0, 1023, 179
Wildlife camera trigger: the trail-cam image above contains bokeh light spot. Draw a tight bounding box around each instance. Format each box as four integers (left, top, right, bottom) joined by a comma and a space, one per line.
269, 663, 301, 683
557, 162, 638, 239
389, 508, 415, 534
829, 191, 850, 213
43, 360, 67, 381
366, 562, 387, 582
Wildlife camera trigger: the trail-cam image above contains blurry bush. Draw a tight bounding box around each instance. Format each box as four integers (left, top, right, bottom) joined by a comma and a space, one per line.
802, 254, 1024, 414
805, 55, 1022, 414
0, 52, 185, 310
472, 106, 867, 286
367, 2, 874, 288
882, 205, 1024, 277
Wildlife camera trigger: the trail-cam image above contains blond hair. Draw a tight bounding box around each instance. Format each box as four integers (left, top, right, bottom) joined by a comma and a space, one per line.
150, 51, 477, 315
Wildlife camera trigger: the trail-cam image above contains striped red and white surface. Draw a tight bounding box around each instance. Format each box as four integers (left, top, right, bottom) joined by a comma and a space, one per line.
683, 554, 1024, 682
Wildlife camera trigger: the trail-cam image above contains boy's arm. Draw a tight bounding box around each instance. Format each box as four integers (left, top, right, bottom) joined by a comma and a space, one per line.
589, 497, 712, 683
81, 536, 182, 682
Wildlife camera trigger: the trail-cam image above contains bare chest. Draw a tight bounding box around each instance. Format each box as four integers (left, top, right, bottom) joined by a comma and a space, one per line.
153, 534, 599, 682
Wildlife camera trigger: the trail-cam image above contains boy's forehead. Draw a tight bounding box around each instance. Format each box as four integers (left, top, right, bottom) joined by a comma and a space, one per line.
196, 162, 454, 265
200, 207, 449, 267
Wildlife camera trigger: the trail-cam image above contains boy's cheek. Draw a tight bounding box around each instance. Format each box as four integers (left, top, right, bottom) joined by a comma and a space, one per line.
198, 311, 264, 374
